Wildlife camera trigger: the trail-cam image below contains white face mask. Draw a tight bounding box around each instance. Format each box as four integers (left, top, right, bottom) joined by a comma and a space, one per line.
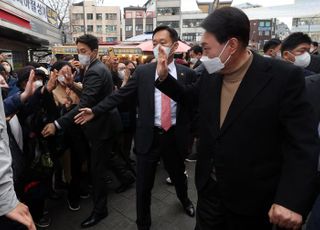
34, 80, 43, 89
79, 54, 91, 66
202, 40, 231, 74
118, 70, 125, 80
275, 51, 282, 60
3, 65, 11, 73
292, 52, 311, 68
190, 58, 198, 64
153, 45, 171, 60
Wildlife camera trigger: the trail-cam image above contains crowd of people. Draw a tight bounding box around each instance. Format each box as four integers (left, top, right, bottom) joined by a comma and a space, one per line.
1, 6, 320, 230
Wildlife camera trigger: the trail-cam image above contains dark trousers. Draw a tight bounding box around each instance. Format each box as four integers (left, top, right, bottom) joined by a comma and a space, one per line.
66, 124, 89, 203
195, 178, 272, 230
0, 216, 27, 230
136, 127, 188, 229
90, 137, 133, 214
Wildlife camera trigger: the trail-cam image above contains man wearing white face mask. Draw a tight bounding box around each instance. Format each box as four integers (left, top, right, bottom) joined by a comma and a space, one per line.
155, 7, 319, 230
41, 34, 133, 228
73, 26, 197, 230
281, 32, 316, 77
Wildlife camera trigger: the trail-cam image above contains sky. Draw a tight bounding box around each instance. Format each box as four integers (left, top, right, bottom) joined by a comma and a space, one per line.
86, 0, 296, 27
97, 0, 295, 10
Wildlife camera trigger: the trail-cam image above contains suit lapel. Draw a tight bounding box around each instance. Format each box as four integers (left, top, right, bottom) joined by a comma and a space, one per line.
207, 74, 222, 138
219, 53, 273, 136
145, 63, 157, 116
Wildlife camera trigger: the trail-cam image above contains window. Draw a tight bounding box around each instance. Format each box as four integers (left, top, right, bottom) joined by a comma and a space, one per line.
105, 13, 117, 20
183, 19, 203, 28
259, 21, 265, 27
73, 25, 85, 33
135, 25, 143, 31
87, 25, 93, 32
96, 13, 102, 20
106, 37, 117, 42
136, 11, 144, 18
96, 25, 102, 33
125, 25, 133, 31
259, 31, 263, 36
87, 13, 93, 20
157, 21, 179, 28
106, 25, 117, 32
125, 12, 132, 18
72, 13, 83, 20
182, 33, 196, 42
265, 21, 271, 27
264, 30, 270, 36
157, 7, 180, 16
146, 24, 153, 32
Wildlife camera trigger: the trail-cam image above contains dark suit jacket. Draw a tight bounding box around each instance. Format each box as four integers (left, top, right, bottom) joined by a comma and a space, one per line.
306, 74, 320, 121
192, 59, 202, 70
57, 59, 122, 140
156, 53, 319, 218
91, 62, 197, 155
306, 55, 320, 74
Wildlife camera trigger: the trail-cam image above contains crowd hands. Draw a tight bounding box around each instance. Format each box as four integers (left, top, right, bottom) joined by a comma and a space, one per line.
0, 52, 139, 229
1, 17, 320, 229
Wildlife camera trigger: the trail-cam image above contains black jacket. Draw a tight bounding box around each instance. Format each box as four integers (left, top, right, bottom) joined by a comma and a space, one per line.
57, 59, 122, 140
91, 62, 197, 155
155, 53, 319, 218
306, 55, 320, 74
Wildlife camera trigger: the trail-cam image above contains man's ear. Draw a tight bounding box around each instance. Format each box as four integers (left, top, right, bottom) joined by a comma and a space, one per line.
171, 41, 179, 53
282, 51, 292, 62
228, 37, 240, 55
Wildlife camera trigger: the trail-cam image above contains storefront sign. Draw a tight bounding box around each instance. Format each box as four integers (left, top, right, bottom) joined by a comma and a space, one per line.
3, 0, 58, 27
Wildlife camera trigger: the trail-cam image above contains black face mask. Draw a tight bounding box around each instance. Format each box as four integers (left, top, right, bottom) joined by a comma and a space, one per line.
129, 68, 135, 75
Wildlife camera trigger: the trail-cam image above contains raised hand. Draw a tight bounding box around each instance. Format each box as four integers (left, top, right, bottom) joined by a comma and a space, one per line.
46, 69, 58, 92
6, 202, 36, 230
156, 45, 169, 81
20, 69, 36, 103
74, 108, 95, 125
268, 204, 302, 230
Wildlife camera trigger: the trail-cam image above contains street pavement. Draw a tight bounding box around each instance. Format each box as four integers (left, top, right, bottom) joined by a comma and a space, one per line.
46, 161, 197, 230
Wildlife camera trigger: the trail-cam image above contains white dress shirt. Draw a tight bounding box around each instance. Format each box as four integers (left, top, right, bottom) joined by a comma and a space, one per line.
154, 61, 177, 127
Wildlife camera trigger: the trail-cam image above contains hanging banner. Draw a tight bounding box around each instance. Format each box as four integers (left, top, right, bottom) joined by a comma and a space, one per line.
2, 0, 58, 27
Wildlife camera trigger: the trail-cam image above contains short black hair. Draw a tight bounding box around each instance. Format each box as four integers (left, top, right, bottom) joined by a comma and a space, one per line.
123, 60, 136, 68
263, 38, 282, 53
312, 41, 318, 47
201, 7, 250, 47
51, 61, 74, 72
152, 25, 179, 43
76, 34, 99, 51
190, 45, 203, 55
16, 66, 35, 88
281, 32, 312, 54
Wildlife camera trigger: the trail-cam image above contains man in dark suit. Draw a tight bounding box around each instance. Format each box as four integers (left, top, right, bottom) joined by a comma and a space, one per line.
42, 34, 134, 228
155, 7, 319, 230
306, 54, 320, 74
189, 45, 203, 70
305, 74, 320, 230
74, 26, 196, 230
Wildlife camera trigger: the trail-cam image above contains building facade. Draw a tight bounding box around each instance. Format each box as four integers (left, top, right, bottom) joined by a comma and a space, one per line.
249, 19, 276, 50
181, 11, 207, 43
0, 0, 61, 67
292, 17, 320, 42
156, 0, 182, 36
123, 6, 156, 41
70, 0, 121, 43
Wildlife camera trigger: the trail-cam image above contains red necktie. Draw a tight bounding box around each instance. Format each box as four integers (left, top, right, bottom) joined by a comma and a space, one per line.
161, 93, 172, 131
